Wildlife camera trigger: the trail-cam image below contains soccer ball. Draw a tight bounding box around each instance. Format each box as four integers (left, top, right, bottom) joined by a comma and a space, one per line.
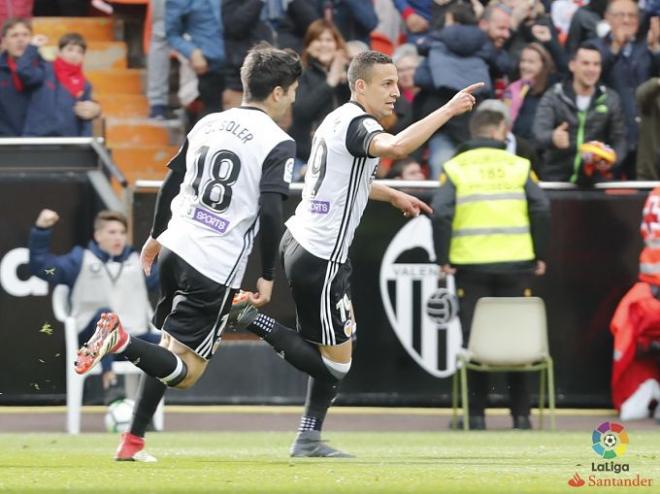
104, 398, 134, 433
425, 288, 459, 325
603, 433, 618, 449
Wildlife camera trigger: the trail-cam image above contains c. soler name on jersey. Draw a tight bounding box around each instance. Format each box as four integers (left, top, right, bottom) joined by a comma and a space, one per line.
202, 118, 254, 144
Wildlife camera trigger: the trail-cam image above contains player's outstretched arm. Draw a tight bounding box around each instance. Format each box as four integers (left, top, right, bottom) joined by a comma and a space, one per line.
369, 182, 433, 217
368, 82, 484, 160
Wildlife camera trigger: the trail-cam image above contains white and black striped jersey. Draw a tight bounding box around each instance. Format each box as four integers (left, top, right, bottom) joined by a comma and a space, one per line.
286, 101, 383, 263
157, 107, 294, 288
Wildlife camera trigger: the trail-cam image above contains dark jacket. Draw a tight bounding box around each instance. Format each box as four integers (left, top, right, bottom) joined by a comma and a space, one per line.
532, 81, 626, 182
593, 36, 660, 153
0, 45, 47, 136
431, 138, 550, 272
28, 226, 159, 290
565, 6, 601, 55
23, 62, 94, 137
289, 59, 350, 162
506, 14, 568, 75
414, 25, 492, 142
270, 0, 320, 53
321, 0, 379, 46
222, 0, 273, 90
635, 78, 660, 180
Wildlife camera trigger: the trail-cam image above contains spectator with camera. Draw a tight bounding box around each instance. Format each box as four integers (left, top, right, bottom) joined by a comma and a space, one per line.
430, 103, 550, 430
532, 42, 626, 184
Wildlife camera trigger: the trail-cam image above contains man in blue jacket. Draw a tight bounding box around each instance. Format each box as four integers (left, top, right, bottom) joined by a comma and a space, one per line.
29, 209, 160, 402
0, 17, 47, 136
166, 0, 226, 115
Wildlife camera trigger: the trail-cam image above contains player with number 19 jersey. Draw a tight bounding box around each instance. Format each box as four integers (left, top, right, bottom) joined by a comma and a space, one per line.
286, 102, 383, 264
158, 107, 295, 289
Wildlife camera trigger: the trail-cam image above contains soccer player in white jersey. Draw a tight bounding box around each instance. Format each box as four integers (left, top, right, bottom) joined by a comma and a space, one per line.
73, 44, 302, 462
231, 50, 483, 457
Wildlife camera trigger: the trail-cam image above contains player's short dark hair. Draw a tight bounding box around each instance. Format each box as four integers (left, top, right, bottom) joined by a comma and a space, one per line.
469, 109, 505, 138
240, 42, 302, 102
572, 41, 602, 60
94, 210, 128, 231
347, 50, 393, 91
58, 32, 87, 52
1, 17, 32, 38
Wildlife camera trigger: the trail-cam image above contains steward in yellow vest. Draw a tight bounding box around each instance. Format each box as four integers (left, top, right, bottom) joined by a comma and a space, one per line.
430, 106, 550, 430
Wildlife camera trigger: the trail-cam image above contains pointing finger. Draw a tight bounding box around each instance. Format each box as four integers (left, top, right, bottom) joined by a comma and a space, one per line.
462, 82, 486, 94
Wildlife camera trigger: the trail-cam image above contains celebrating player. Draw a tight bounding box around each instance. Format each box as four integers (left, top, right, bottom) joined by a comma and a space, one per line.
74, 43, 302, 462
231, 50, 483, 457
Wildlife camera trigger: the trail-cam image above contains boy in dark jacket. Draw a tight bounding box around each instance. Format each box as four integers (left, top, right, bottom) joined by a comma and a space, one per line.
24, 32, 101, 136
0, 17, 47, 136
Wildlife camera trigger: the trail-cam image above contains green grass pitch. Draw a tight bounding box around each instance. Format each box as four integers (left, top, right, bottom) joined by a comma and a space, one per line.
1, 431, 658, 493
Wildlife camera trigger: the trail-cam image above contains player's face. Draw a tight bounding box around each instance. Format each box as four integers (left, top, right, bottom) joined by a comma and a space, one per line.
59, 43, 85, 66
3, 23, 31, 58
95, 220, 127, 257
275, 80, 298, 120
362, 63, 400, 119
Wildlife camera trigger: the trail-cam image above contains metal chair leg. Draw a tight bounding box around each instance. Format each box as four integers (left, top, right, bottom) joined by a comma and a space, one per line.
460, 360, 470, 431
539, 366, 546, 430
451, 369, 458, 430
547, 357, 556, 430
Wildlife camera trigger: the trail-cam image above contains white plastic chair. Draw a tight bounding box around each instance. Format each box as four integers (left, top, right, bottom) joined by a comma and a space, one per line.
52, 284, 164, 434
451, 297, 556, 430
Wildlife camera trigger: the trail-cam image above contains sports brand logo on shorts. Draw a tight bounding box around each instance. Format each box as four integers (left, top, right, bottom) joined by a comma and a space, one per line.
192, 207, 230, 233
379, 216, 463, 378
310, 200, 330, 214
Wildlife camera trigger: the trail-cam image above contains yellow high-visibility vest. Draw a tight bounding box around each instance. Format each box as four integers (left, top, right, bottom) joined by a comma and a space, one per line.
444, 147, 535, 264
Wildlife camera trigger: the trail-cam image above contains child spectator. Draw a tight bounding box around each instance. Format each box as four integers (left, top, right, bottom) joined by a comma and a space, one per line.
24, 32, 101, 136
386, 157, 427, 180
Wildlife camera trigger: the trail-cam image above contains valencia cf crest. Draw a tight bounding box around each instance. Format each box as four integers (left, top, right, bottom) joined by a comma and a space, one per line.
379, 216, 462, 378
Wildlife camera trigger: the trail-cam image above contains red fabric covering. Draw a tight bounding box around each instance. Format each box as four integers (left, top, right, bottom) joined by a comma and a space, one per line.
53, 57, 85, 98
6, 56, 23, 91
610, 282, 660, 410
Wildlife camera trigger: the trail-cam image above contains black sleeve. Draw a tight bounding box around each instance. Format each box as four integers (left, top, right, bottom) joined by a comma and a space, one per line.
222, 0, 264, 38
260, 140, 295, 197
150, 169, 185, 238
259, 192, 285, 281
430, 175, 457, 266
525, 175, 551, 261
167, 139, 189, 174
345, 115, 384, 158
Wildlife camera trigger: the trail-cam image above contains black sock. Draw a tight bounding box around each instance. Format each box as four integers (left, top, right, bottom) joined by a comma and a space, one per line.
118, 337, 186, 385
247, 314, 335, 382
298, 377, 338, 433
129, 374, 166, 438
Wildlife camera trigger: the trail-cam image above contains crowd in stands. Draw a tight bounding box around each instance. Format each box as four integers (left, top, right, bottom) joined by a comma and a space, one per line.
0, 0, 658, 183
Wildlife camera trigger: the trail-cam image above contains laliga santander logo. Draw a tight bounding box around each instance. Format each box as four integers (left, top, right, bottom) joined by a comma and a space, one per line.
379, 216, 462, 378
592, 422, 629, 460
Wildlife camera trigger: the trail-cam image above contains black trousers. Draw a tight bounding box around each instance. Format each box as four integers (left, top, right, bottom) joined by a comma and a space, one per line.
197, 69, 225, 117
455, 269, 533, 417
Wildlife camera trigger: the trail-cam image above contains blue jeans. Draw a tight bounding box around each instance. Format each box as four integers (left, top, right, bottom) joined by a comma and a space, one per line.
427, 132, 457, 180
